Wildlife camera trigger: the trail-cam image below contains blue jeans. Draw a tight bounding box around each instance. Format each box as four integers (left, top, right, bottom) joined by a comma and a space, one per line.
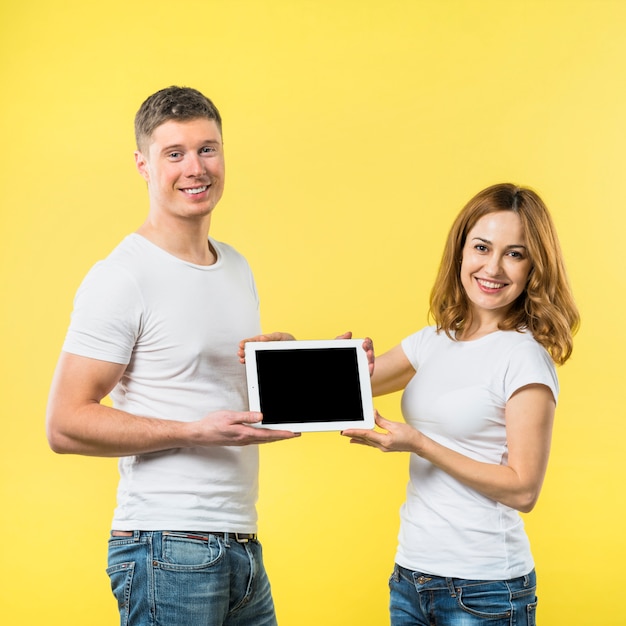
389, 564, 537, 625
107, 531, 277, 626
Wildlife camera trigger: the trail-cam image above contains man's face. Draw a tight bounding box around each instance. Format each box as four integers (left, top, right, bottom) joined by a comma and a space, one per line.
135, 118, 225, 221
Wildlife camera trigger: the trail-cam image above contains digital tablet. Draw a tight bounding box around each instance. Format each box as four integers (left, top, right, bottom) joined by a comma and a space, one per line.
245, 339, 375, 432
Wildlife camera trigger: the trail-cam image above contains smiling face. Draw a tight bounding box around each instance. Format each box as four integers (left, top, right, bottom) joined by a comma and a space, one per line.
134, 117, 225, 223
460, 210, 532, 325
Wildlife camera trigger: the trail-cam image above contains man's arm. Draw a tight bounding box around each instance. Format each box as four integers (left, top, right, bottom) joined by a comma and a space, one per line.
46, 352, 299, 457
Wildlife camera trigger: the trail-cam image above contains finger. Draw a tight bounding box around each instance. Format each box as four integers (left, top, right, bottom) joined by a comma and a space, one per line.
238, 337, 260, 362
240, 412, 263, 424
259, 332, 291, 342
348, 436, 379, 449
334, 331, 352, 340
340, 428, 368, 437
253, 429, 301, 442
374, 410, 393, 429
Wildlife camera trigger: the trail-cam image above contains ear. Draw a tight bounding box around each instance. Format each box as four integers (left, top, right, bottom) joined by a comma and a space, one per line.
134, 150, 150, 182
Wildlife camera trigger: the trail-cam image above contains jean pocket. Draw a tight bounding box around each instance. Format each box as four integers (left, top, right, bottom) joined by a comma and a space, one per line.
160, 532, 224, 571
106, 561, 135, 626
457, 581, 512, 621
388, 563, 401, 588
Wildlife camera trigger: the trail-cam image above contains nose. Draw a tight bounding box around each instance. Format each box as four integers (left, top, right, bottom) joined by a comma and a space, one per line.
184, 153, 205, 177
484, 253, 503, 276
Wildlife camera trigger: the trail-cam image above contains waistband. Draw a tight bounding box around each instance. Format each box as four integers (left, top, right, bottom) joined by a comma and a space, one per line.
111, 530, 258, 544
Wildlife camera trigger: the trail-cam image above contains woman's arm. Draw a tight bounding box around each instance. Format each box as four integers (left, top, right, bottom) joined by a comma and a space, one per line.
369, 344, 416, 396
342, 383, 555, 513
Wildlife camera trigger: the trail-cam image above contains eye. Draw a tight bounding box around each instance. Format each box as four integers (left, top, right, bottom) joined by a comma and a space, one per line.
474, 244, 488, 253
167, 151, 183, 160
200, 146, 217, 154
507, 250, 525, 259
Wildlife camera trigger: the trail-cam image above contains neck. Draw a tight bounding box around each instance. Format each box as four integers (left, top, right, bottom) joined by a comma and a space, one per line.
137, 214, 215, 266
457, 309, 505, 341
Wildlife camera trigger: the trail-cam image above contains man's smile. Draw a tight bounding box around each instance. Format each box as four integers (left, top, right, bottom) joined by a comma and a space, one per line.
181, 185, 209, 195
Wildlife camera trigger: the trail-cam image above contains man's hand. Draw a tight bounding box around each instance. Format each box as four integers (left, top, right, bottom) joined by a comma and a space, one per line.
189, 410, 301, 445
238, 331, 374, 376
238, 332, 296, 363
46, 352, 300, 457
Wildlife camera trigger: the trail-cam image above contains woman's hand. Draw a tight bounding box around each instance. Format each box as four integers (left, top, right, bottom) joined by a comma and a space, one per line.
343, 384, 556, 513
341, 411, 421, 453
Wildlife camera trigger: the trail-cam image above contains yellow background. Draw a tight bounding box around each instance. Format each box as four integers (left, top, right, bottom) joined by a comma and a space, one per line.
1, 1, 624, 624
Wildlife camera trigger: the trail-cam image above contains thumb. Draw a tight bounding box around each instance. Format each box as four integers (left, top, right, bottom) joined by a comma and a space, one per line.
374, 410, 393, 430
241, 412, 263, 425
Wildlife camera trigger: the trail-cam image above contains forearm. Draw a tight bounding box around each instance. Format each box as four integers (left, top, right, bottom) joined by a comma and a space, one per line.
46, 401, 195, 457
345, 410, 549, 513
414, 434, 544, 513
46, 352, 201, 457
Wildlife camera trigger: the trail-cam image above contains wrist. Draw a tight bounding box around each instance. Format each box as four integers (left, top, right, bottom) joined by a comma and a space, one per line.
411, 430, 428, 456
175, 419, 202, 447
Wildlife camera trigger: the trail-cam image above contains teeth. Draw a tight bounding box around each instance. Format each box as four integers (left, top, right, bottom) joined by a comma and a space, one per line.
184, 186, 208, 195
478, 279, 504, 289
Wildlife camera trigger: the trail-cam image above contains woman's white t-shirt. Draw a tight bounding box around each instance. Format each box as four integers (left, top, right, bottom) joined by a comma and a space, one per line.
396, 326, 558, 579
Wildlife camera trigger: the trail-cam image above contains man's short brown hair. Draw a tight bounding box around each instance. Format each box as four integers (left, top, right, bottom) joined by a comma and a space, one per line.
134, 86, 222, 152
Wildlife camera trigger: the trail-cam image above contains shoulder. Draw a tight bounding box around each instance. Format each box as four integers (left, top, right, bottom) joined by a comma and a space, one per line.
498, 330, 553, 362
499, 331, 558, 401
210, 238, 255, 279
403, 326, 448, 346
401, 326, 446, 364
74, 236, 149, 303
211, 238, 249, 263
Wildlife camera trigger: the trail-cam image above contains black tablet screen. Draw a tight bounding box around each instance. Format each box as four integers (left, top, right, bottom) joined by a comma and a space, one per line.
254, 347, 365, 425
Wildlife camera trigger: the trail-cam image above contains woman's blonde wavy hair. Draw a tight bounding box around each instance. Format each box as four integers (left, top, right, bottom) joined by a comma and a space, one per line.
429, 183, 580, 365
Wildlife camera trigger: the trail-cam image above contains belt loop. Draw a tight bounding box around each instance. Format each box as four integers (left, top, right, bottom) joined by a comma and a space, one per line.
445, 577, 457, 598
224, 532, 231, 548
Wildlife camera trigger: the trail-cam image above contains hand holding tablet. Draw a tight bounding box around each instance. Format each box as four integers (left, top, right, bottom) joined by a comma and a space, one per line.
244, 339, 375, 432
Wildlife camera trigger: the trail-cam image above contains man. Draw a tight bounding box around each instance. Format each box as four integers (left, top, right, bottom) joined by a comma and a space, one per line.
46, 86, 299, 626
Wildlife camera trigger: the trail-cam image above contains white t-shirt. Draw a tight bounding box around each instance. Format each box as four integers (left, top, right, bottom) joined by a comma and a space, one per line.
396, 326, 558, 579
62, 234, 262, 532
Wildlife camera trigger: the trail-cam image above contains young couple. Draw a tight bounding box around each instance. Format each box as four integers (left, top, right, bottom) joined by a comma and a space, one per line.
47, 85, 578, 626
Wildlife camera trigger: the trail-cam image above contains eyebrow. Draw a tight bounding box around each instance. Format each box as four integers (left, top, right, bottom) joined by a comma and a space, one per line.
161, 140, 222, 152
471, 236, 527, 250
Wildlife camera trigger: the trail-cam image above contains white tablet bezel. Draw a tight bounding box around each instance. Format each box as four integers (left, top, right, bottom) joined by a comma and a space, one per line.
244, 339, 375, 432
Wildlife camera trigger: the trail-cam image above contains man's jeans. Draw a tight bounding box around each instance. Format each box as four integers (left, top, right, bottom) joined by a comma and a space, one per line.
107, 531, 277, 626
389, 564, 537, 625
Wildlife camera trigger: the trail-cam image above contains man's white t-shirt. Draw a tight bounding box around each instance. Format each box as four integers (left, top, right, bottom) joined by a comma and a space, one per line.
62, 234, 262, 532
397, 326, 558, 579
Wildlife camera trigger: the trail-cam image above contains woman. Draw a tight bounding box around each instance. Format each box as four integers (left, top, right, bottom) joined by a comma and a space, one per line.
342, 183, 579, 625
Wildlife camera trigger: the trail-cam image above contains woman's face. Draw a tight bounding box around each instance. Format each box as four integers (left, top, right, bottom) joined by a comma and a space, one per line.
460, 211, 532, 322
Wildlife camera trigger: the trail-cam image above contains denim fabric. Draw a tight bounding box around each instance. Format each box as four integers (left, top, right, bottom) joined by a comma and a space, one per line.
107, 531, 277, 626
389, 564, 537, 626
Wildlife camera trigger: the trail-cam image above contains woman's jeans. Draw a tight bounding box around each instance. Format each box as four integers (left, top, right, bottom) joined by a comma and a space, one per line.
389, 564, 537, 625
107, 531, 277, 626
